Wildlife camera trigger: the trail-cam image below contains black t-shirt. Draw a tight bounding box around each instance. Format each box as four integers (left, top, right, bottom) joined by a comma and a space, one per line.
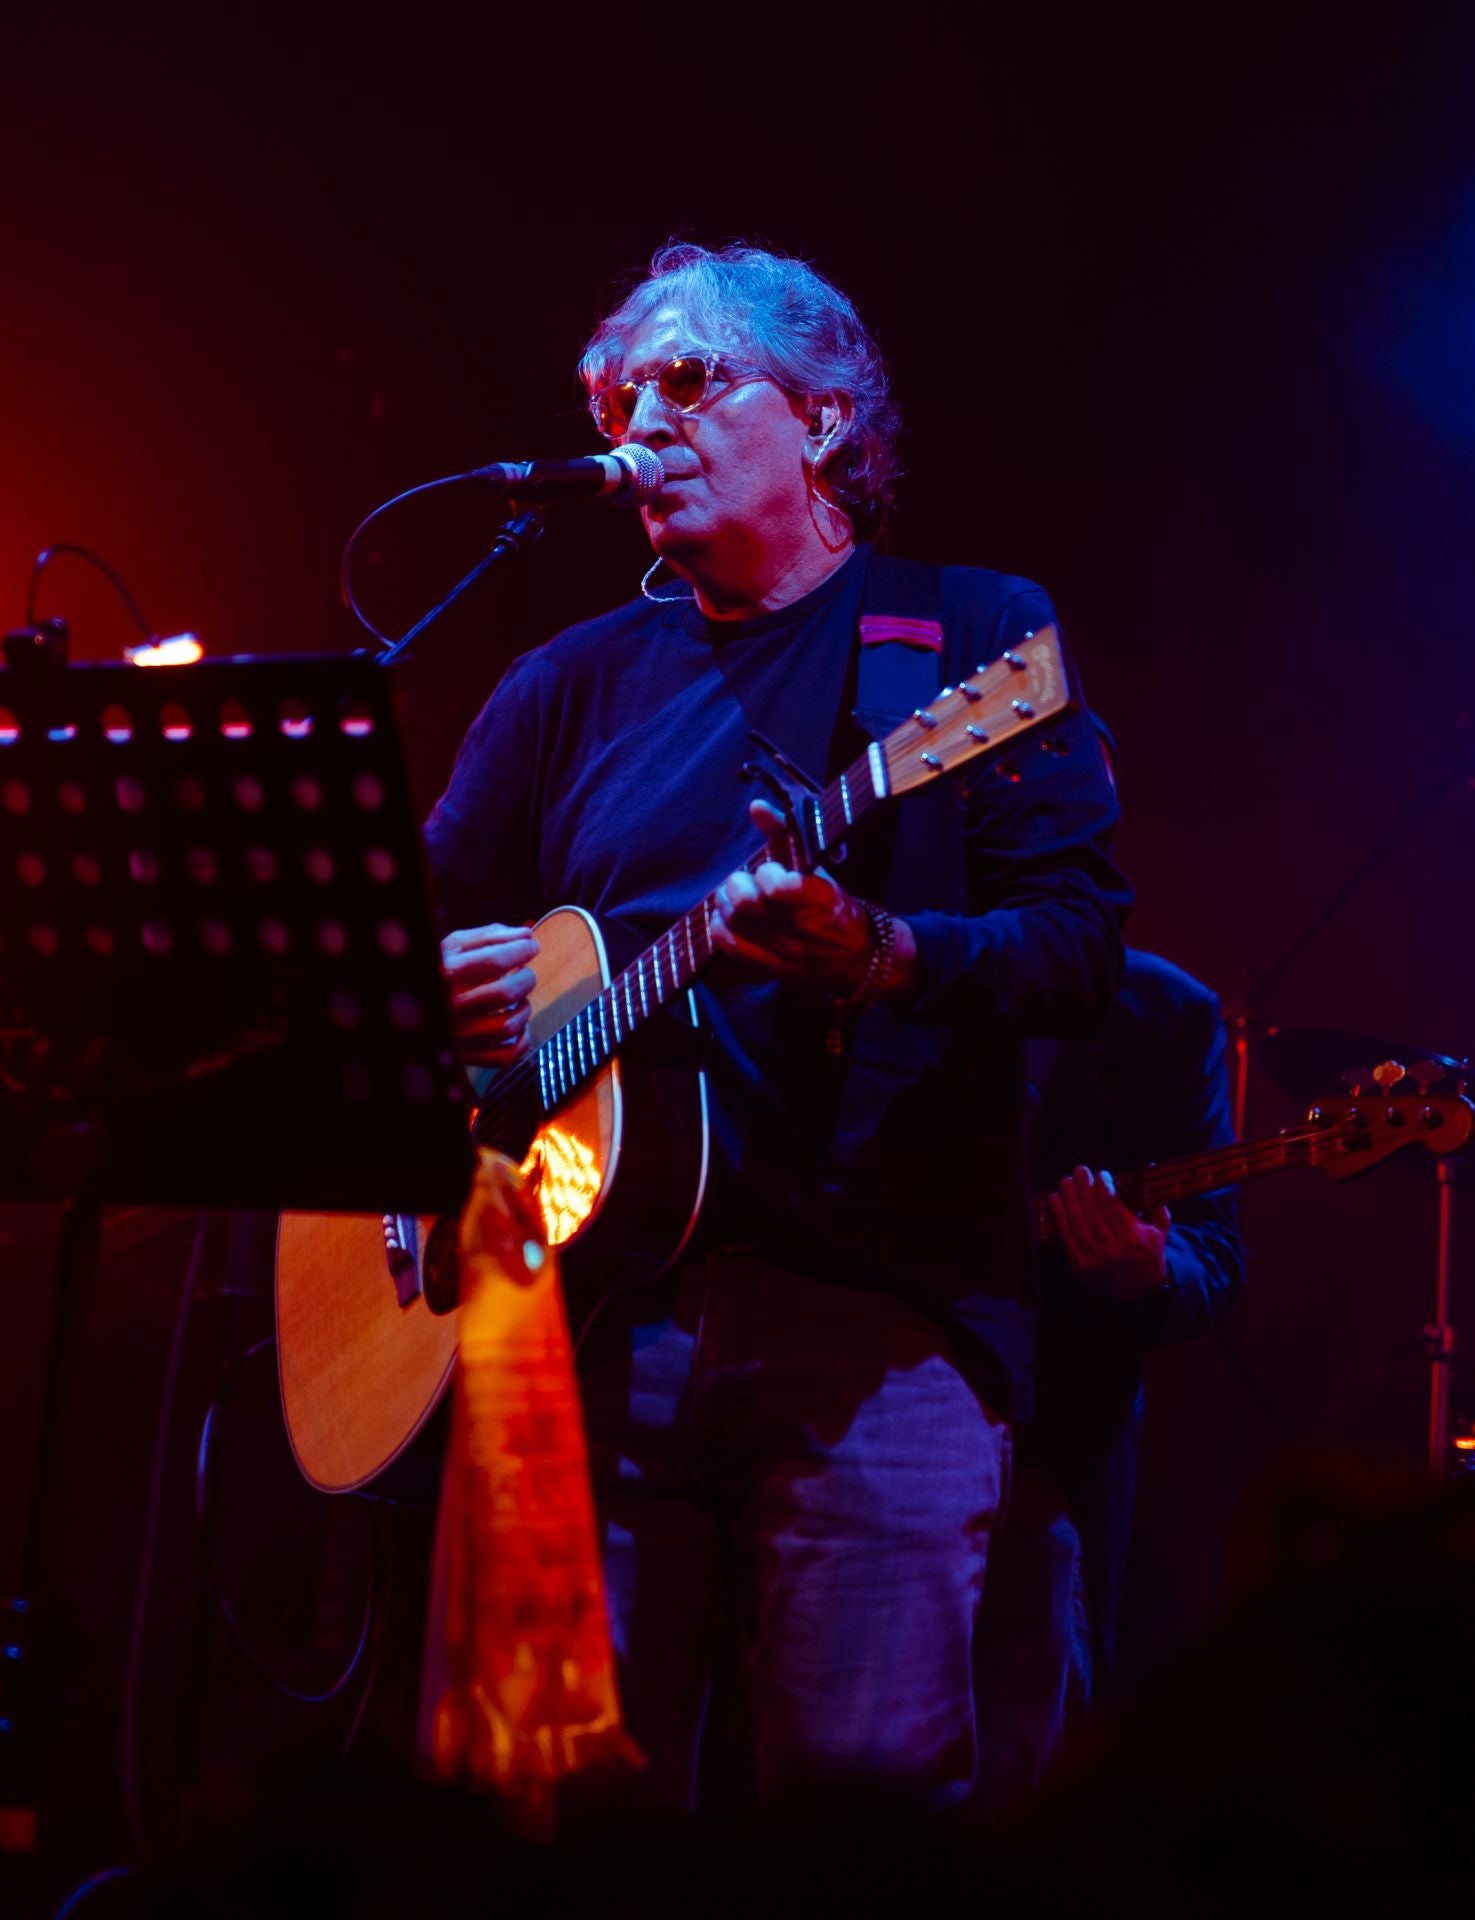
425, 547, 1129, 1412
426, 550, 875, 1224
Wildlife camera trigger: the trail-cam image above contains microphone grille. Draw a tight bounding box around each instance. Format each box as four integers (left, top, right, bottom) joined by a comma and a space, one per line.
612, 442, 665, 505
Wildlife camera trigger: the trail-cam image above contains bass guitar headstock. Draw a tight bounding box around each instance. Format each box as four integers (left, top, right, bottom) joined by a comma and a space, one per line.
1306, 1068, 1474, 1182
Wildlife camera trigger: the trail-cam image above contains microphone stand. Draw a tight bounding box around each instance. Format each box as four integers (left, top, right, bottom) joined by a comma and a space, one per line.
373, 510, 544, 670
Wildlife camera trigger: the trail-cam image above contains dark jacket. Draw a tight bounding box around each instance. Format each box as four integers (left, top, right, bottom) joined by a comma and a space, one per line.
1028, 948, 1246, 1663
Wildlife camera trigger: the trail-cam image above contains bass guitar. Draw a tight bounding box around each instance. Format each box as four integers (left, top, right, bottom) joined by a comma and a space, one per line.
1033, 1078, 1473, 1243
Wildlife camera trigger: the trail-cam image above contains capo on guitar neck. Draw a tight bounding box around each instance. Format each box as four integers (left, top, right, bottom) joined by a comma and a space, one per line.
742, 730, 843, 870
745, 727, 823, 797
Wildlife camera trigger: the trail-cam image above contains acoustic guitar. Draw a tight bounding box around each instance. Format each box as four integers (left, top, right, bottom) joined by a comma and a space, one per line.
278, 628, 1074, 1492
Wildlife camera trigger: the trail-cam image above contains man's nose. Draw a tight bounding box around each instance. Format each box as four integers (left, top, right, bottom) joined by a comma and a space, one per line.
626, 380, 675, 446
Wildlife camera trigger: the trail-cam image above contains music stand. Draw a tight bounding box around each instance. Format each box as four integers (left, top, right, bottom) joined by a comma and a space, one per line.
0, 649, 473, 1867
0, 651, 472, 1211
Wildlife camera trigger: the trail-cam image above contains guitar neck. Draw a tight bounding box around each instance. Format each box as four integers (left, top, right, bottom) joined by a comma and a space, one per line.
1033, 1125, 1321, 1242
532, 744, 884, 1112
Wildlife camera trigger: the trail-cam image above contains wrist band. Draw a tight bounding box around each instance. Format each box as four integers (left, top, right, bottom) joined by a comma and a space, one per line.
825, 900, 896, 1056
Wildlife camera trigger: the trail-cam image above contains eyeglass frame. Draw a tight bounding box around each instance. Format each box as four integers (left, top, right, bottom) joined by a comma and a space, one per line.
587, 352, 781, 442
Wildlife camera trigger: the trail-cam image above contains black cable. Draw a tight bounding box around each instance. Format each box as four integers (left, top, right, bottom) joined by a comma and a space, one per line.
339, 1506, 398, 1760
201, 1336, 379, 1708
1243, 708, 1475, 1016
25, 542, 155, 636
215, 1576, 375, 1709
51, 1863, 143, 1916
338, 472, 488, 648
1211, 1324, 1298, 1438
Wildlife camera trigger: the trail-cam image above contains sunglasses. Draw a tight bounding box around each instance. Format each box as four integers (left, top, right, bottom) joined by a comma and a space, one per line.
588, 353, 770, 441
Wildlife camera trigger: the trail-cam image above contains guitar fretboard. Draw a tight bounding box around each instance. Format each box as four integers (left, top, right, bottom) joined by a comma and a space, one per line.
1034, 1125, 1320, 1241
469, 635, 1068, 1151
474, 738, 887, 1143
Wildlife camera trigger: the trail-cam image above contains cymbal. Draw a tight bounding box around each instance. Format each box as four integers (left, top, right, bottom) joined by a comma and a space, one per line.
1257, 1026, 1469, 1103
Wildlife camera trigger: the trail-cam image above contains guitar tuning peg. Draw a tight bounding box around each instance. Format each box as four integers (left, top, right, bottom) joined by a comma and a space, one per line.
1410, 1060, 1446, 1092
1372, 1060, 1407, 1094
1341, 1067, 1373, 1096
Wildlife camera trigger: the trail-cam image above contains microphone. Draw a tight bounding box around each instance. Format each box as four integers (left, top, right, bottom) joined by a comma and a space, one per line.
470, 443, 664, 506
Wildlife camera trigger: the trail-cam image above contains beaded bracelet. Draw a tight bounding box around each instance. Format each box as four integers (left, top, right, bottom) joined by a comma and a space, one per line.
825, 900, 896, 1056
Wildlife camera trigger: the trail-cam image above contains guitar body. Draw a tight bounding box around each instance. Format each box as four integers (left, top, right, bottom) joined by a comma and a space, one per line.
276, 905, 709, 1493
276, 1209, 455, 1494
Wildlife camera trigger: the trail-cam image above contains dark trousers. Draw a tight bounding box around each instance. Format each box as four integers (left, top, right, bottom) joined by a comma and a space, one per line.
576, 1252, 1011, 1810
970, 1459, 1094, 1816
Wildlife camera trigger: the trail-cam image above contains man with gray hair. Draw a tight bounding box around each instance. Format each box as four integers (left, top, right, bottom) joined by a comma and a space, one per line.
425, 241, 1129, 1809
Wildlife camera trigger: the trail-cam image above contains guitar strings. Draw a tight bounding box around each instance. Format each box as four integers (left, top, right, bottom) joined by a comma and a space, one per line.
1033, 1116, 1390, 1236
1134, 1107, 1434, 1206
470, 819, 829, 1145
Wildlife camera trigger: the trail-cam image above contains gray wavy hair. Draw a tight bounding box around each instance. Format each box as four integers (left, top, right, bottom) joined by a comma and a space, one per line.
578, 241, 903, 540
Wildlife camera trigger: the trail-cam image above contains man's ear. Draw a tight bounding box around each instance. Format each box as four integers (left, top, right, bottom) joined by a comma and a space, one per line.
801, 393, 853, 468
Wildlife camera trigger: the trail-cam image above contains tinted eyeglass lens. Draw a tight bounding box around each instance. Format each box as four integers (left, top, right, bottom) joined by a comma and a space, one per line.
594, 357, 713, 438
655, 356, 711, 410
597, 383, 640, 437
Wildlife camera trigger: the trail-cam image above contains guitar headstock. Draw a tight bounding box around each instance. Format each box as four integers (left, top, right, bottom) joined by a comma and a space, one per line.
880, 625, 1075, 798
1306, 1085, 1475, 1182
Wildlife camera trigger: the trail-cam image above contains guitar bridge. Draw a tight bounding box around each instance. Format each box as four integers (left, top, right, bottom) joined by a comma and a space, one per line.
382, 1213, 422, 1309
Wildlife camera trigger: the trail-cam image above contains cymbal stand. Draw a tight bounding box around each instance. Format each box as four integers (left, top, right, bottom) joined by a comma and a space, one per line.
1426, 1155, 1457, 1477
1226, 715, 1475, 1477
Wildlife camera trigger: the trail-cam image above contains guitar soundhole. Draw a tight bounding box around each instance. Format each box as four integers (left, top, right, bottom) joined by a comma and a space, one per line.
523, 1125, 603, 1248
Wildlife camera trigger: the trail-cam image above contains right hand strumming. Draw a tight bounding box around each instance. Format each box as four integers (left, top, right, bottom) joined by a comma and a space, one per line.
440, 922, 539, 1068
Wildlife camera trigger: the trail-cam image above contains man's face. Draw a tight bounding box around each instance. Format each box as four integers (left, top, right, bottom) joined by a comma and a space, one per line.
609, 305, 814, 572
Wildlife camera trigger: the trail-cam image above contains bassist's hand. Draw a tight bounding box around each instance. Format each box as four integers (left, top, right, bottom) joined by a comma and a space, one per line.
441, 923, 539, 1068
1047, 1166, 1171, 1302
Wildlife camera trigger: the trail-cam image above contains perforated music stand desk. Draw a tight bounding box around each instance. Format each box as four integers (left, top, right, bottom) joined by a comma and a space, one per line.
0, 653, 472, 1214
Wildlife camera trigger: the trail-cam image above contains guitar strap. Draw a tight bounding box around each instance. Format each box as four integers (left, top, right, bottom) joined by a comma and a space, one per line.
853, 551, 947, 728
846, 551, 968, 915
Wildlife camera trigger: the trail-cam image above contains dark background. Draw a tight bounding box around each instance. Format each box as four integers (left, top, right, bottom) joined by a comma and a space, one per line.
4, 0, 1475, 1890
